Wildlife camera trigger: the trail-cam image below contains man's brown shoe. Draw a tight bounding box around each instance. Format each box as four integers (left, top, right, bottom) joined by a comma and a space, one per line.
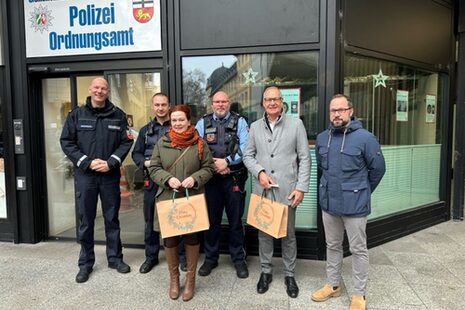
311, 284, 341, 302
349, 295, 366, 310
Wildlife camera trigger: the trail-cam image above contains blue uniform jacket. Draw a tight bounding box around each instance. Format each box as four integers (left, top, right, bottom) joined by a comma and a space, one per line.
315, 117, 386, 217
131, 119, 170, 170
60, 97, 133, 173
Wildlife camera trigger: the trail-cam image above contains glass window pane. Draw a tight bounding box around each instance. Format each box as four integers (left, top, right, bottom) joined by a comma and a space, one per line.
344, 54, 443, 219
76, 76, 97, 107
182, 51, 319, 140
182, 51, 319, 229
107, 72, 162, 244
42, 78, 75, 236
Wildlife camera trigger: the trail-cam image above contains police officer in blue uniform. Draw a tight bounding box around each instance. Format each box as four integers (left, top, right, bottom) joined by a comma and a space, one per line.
60, 77, 134, 283
131, 92, 171, 273
195, 91, 249, 278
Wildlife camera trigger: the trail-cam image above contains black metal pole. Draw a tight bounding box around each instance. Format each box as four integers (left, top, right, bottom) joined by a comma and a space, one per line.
453, 0, 465, 220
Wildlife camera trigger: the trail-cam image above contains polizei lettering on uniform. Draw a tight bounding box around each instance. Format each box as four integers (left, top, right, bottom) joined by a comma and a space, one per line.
49, 3, 135, 51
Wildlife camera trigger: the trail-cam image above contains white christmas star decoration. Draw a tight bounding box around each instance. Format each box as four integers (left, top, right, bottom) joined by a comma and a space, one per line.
242, 68, 258, 85
372, 69, 388, 88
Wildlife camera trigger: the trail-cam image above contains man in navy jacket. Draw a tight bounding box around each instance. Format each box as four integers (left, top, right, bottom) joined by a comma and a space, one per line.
131, 93, 170, 273
60, 77, 133, 283
312, 94, 385, 310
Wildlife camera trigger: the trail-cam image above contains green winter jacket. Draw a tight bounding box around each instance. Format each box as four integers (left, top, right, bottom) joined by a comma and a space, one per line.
148, 134, 214, 202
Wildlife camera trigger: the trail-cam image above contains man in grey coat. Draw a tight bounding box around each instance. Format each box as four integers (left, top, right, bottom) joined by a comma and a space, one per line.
312, 94, 385, 310
243, 86, 310, 298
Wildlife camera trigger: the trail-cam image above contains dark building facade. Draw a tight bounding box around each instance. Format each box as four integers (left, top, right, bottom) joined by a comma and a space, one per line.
0, 0, 461, 260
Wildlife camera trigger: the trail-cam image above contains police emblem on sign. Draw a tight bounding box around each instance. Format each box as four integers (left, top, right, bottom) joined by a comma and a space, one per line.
29, 5, 54, 33
133, 0, 154, 23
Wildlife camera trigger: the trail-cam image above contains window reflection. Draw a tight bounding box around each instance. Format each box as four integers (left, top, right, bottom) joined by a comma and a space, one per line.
344, 54, 443, 218
182, 52, 320, 229
182, 51, 319, 141
344, 55, 442, 145
107, 72, 162, 244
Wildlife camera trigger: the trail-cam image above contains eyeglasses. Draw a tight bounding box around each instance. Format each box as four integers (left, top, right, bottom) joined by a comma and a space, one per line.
212, 100, 229, 104
329, 107, 352, 114
263, 97, 282, 103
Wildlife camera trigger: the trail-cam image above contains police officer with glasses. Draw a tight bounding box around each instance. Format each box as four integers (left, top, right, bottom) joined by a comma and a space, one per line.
195, 91, 249, 279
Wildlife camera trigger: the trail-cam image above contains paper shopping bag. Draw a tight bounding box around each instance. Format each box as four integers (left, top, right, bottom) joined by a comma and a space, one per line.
156, 189, 210, 239
246, 190, 288, 238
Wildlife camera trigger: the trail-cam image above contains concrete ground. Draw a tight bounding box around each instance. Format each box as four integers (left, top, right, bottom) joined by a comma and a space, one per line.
1, 220, 465, 309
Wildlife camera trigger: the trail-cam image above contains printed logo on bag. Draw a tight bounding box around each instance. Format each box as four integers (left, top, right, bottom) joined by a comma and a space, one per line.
133, 0, 154, 23
253, 201, 274, 229
168, 201, 197, 231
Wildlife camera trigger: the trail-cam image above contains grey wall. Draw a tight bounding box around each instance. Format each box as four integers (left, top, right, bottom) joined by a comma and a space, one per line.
344, 0, 453, 67
179, 0, 320, 50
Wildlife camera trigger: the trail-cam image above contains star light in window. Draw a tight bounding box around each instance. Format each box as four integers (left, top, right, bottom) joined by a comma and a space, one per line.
242, 68, 258, 85
372, 69, 388, 88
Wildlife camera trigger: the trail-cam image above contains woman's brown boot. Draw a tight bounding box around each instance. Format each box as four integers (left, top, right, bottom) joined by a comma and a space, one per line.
182, 243, 200, 301
164, 246, 180, 300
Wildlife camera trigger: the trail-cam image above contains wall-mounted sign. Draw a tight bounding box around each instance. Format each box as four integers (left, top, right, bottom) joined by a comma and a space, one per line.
396, 90, 409, 122
23, 0, 161, 58
425, 94, 436, 123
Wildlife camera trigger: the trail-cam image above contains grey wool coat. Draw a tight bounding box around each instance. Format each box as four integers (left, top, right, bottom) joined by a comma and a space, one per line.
243, 114, 311, 205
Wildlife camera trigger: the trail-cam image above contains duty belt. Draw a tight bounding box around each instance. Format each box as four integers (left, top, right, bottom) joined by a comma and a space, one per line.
226, 162, 247, 176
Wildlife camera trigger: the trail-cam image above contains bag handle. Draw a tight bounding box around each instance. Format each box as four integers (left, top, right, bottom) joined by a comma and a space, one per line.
171, 188, 190, 201
261, 188, 277, 202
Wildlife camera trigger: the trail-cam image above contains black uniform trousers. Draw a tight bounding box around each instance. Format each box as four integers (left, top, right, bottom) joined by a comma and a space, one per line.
203, 171, 247, 265
143, 179, 160, 262
75, 169, 123, 269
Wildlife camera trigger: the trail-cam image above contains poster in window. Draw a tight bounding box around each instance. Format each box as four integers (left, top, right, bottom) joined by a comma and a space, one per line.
425, 94, 436, 123
396, 90, 409, 122
280, 88, 300, 118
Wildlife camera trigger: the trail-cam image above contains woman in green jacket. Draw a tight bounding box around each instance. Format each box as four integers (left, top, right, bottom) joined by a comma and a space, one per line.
149, 104, 214, 301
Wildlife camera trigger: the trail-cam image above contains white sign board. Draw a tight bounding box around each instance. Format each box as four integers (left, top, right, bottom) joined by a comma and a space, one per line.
24, 0, 161, 58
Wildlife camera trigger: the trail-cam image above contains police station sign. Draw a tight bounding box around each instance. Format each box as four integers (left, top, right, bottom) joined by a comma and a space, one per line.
24, 0, 161, 58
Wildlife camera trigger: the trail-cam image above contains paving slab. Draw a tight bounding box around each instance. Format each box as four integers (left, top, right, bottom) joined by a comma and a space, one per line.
1, 220, 465, 309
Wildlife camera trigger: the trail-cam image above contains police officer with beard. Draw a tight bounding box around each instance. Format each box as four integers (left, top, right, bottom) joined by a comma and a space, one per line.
131, 93, 171, 273
195, 91, 249, 279
60, 77, 133, 283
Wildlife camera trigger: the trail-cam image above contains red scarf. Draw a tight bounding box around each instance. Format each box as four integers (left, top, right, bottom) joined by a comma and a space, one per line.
168, 125, 203, 160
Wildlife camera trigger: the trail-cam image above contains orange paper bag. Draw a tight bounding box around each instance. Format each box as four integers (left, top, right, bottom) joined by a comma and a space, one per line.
156, 189, 210, 239
247, 190, 288, 238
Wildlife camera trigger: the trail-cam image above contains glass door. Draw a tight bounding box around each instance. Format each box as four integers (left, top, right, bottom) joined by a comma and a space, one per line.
43, 75, 101, 238
42, 77, 75, 237
43, 72, 162, 245
107, 72, 161, 244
